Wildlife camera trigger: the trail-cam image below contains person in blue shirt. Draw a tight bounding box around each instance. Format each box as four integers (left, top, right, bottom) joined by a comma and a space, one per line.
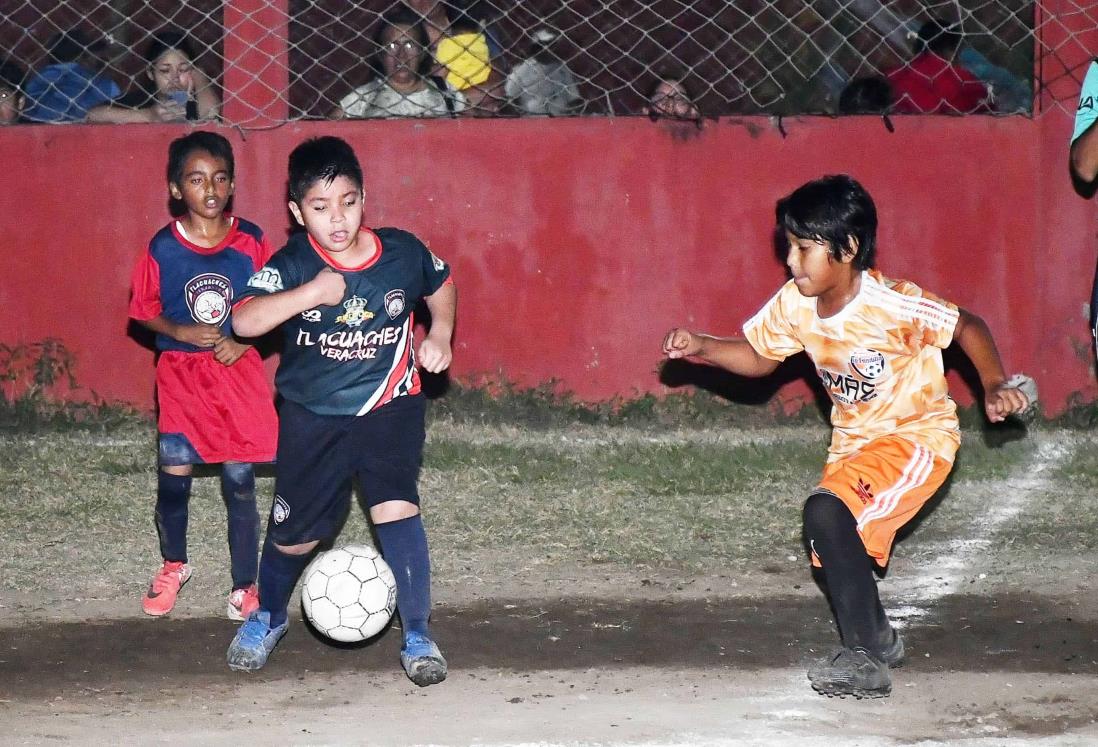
23, 30, 121, 122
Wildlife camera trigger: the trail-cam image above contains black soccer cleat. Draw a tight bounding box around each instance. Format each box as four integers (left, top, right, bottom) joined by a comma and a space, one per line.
807, 646, 891, 699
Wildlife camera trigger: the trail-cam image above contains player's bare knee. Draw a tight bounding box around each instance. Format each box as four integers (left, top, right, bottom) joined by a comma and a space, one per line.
161, 464, 193, 477
274, 539, 319, 555
370, 499, 420, 524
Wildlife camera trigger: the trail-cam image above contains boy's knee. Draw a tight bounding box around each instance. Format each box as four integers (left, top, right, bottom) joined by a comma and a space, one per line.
803, 492, 852, 534
221, 462, 256, 500
370, 499, 420, 525
272, 539, 319, 556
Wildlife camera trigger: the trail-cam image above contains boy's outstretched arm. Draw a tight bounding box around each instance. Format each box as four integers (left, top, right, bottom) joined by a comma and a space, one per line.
419, 282, 456, 373
951, 308, 1031, 422
234, 267, 346, 338
662, 328, 780, 378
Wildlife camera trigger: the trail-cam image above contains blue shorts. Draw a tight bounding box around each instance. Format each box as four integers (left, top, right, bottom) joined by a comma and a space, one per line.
267, 394, 426, 545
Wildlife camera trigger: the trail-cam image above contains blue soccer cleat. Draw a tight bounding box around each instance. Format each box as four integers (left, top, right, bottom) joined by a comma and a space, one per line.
400, 631, 447, 687
227, 610, 288, 672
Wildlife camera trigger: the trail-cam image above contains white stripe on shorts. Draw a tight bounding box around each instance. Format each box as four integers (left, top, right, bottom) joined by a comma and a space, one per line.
856, 445, 934, 532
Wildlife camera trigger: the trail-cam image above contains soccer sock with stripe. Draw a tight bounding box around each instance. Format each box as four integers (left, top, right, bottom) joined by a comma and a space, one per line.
155, 470, 191, 563
802, 492, 891, 655
375, 514, 432, 638
258, 535, 311, 629
221, 463, 260, 590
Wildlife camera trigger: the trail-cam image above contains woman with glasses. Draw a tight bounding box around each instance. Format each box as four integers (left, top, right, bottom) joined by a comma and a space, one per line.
331, 8, 465, 119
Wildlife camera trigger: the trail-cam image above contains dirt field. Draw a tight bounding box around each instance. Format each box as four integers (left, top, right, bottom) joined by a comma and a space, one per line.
4, 425, 1098, 745
3, 556, 1098, 746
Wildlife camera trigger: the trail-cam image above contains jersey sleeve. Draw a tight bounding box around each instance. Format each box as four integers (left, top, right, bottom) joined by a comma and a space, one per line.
741, 282, 803, 361
888, 278, 960, 349
235, 246, 302, 308
128, 246, 162, 321
419, 240, 453, 294
1074, 59, 1098, 143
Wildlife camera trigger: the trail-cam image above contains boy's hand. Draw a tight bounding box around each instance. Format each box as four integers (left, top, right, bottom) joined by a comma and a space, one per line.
986, 373, 1038, 423
213, 337, 249, 366
309, 267, 346, 307
418, 333, 452, 373
175, 322, 222, 348
662, 328, 703, 359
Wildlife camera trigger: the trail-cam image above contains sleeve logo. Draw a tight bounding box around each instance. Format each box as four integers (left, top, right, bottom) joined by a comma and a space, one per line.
247, 266, 283, 292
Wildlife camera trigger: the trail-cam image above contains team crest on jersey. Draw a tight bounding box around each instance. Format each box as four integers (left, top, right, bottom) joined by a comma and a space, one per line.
384, 290, 406, 319
849, 349, 887, 380
429, 251, 445, 272
185, 273, 231, 325
335, 295, 374, 327
272, 495, 290, 524
247, 266, 283, 292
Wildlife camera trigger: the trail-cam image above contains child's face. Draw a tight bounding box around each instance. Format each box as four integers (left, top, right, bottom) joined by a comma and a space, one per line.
289, 175, 364, 256
381, 24, 424, 84
784, 231, 857, 298
0, 86, 23, 124
169, 150, 234, 220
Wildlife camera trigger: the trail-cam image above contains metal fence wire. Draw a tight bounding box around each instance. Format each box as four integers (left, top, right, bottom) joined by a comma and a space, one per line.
0, 0, 1093, 126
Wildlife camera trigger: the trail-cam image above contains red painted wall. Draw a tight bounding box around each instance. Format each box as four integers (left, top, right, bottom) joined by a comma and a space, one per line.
2, 112, 1095, 413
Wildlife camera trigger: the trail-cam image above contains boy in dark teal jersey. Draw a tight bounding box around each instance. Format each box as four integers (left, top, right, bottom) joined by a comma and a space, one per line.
226, 136, 456, 686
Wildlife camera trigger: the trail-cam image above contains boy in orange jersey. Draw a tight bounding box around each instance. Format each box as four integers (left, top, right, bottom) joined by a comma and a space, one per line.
662, 174, 1032, 699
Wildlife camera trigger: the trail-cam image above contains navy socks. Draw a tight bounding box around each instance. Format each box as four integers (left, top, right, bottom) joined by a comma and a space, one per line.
155, 471, 191, 563
258, 535, 311, 628
375, 514, 432, 638
221, 463, 260, 590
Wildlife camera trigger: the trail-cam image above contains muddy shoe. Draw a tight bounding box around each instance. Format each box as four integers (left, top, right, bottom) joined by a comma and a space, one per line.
807, 646, 891, 699
400, 631, 447, 687
877, 628, 905, 669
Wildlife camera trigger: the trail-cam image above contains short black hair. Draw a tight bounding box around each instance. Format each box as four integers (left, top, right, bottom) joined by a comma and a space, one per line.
776, 174, 877, 270
288, 136, 364, 203
167, 131, 235, 186
916, 18, 963, 57
144, 29, 197, 66
838, 76, 892, 114
0, 58, 25, 93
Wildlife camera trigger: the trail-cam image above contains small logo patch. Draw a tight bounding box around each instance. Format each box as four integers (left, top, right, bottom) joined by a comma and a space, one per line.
247, 266, 283, 292
185, 273, 232, 325
429, 251, 446, 272
335, 295, 374, 327
849, 349, 886, 380
301, 309, 322, 323
272, 495, 290, 524
854, 477, 875, 505
384, 289, 406, 319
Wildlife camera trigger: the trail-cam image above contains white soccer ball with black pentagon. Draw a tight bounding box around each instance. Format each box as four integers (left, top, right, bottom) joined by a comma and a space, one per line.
301, 544, 397, 642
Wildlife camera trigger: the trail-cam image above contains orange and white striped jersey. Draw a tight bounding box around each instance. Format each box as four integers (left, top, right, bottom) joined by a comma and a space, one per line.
743, 269, 961, 463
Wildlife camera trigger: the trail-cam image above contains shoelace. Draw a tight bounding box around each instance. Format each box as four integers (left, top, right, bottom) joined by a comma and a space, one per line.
150, 565, 184, 593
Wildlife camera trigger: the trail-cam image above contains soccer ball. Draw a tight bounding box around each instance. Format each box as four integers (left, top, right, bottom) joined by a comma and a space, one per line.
301, 544, 397, 643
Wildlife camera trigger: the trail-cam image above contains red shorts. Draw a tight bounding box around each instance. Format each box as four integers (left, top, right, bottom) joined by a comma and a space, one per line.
156, 348, 277, 464
814, 435, 955, 567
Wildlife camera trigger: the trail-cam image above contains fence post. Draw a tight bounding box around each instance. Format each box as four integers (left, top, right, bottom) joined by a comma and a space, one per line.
222, 0, 290, 127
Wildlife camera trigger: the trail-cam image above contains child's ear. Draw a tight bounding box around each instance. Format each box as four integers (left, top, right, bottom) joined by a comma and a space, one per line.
840, 236, 860, 264
288, 200, 305, 227
169, 182, 182, 200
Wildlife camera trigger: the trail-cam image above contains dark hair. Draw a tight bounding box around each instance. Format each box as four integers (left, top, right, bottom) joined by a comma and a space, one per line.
167, 131, 235, 186
0, 58, 25, 93
47, 30, 102, 64
369, 7, 433, 79
776, 175, 877, 270
915, 18, 962, 57
144, 29, 197, 66
288, 136, 364, 203
838, 76, 892, 115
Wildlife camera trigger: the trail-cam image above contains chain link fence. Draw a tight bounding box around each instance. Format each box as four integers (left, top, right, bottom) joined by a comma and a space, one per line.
0, 0, 1091, 126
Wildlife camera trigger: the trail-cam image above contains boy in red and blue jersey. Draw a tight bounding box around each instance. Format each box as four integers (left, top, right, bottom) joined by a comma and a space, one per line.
226, 136, 456, 687
129, 131, 277, 620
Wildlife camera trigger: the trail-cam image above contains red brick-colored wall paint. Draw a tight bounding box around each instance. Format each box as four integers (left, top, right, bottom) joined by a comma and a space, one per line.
2, 113, 1095, 413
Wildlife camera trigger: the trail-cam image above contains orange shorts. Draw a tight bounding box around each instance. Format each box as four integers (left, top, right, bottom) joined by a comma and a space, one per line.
813, 435, 954, 568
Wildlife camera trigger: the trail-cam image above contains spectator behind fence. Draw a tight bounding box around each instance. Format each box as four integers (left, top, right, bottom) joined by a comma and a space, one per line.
838, 76, 892, 115
504, 28, 582, 116
0, 59, 27, 125
645, 75, 699, 120
886, 19, 990, 115
86, 30, 220, 124
23, 30, 121, 123
331, 8, 466, 120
